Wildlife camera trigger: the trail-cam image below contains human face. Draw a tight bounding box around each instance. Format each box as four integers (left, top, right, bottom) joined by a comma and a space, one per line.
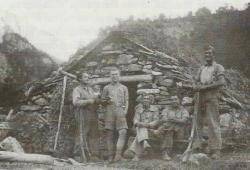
81, 74, 90, 85
204, 50, 214, 65
110, 71, 120, 83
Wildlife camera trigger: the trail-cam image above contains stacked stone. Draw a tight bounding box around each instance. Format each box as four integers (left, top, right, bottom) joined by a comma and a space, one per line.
11, 93, 52, 153
73, 42, 194, 112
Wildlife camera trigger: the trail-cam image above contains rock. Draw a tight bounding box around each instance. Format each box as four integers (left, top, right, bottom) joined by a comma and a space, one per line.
142, 68, 152, 74
34, 98, 48, 106
187, 153, 211, 166
116, 54, 135, 65
137, 82, 152, 89
0, 136, 24, 153
157, 100, 173, 105
126, 64, 143, 72
143, 65, 152, 70
151, 71, 163, 76
160, 91, 170, 96
86, 61, 98, 67
20, 105, 41, 111
158, 86, 168, 91
158, 79, 174, 87
182, 97, 193, 106
137, 89, 160, 94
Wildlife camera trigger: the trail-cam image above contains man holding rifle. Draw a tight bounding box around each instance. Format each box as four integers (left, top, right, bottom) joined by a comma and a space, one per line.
180, 45, 226, 159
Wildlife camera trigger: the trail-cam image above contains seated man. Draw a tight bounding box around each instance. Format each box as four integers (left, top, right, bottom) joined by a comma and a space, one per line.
153, 96, 189, 160
127, 95, 159, 160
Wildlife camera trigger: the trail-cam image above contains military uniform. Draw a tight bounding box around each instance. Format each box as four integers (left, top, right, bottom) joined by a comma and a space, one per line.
196, 61, 225, 151
128, 104, 160, 155
101, 83, 128, 131
159, 106, 189, 150
72, 86, 99, 161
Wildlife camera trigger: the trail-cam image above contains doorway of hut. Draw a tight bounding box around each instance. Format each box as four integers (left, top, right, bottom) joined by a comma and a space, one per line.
122, 81, 138, 129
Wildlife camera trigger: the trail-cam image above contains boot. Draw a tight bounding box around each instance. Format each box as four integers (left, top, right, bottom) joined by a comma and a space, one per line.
210, 150, 221, 159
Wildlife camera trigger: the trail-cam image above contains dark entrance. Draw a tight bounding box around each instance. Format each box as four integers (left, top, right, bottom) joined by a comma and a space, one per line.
123, 82, 138, 128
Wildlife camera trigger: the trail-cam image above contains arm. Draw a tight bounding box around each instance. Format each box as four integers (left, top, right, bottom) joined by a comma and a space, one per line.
72, 88, 94, 107
200, 65, 225, 91
101, 86, 108, 99
124, 86, 129, 115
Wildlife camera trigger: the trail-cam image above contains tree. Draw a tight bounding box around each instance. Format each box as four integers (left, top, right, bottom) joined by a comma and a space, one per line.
195, 7, 212, 17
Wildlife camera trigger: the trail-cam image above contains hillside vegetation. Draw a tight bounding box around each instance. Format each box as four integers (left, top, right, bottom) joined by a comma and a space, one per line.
96, 5, 250, 77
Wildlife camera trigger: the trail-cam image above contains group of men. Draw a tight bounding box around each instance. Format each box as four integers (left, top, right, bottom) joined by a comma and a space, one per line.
72, 70, 128, 162
72, 45, 226, 162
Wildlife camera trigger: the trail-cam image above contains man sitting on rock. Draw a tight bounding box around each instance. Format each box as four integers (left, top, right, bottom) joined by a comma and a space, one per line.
127, 94, 160, 161
155, 96, 189, 160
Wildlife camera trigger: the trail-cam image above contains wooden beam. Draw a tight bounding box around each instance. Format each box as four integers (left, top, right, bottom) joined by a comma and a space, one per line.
92, 74, 152, 84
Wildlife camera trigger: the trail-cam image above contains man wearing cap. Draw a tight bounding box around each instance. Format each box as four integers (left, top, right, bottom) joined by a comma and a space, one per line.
72, 73, 100, 162
193, 45, 226, 159
101, 69, 129, 162
127, 95, 160, 160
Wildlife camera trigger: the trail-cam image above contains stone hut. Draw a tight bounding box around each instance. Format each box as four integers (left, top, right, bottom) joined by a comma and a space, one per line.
65, 32, 193, 128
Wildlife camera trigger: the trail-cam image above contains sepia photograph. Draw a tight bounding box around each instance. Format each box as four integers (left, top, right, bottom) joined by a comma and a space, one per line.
0, 0, 250, 169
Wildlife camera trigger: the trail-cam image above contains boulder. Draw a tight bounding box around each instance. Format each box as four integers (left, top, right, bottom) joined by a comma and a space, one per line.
0, 136, 24, 153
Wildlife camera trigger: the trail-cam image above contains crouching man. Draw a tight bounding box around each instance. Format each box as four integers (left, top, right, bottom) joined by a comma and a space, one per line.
127, 95, 164, 160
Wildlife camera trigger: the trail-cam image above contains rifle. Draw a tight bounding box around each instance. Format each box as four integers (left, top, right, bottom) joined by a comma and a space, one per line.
182, 91, 200, 162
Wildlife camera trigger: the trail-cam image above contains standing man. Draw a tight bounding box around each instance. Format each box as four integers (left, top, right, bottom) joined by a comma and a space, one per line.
193, 45, 226, 159
72, 73, 99, 162
102, 69, 129, 162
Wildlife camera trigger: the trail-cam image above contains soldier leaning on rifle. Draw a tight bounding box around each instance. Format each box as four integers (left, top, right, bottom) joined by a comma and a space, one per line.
72, 73, 100, 162
192, 45, 226, 159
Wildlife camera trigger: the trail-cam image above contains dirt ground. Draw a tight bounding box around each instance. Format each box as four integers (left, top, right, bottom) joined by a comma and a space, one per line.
1, 152, 250, 170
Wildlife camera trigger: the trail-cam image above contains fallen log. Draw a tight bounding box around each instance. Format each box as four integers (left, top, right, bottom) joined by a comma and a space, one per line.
0, 151, 102, 166
0, 151, 58, 165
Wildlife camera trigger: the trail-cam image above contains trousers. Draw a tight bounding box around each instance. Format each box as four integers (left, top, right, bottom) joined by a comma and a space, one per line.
196, 94, 222, 150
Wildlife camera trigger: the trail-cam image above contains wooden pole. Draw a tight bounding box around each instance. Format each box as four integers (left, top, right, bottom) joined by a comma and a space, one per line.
53, 76, 67, 150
